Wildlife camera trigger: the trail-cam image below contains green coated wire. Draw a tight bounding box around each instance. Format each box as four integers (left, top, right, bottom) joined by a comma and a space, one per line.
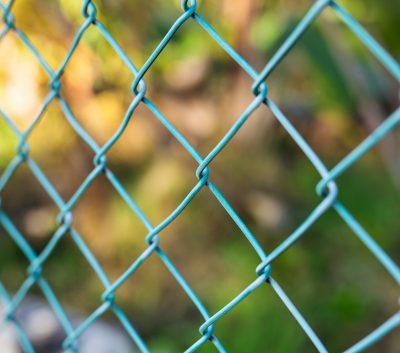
0, 0, 399, 352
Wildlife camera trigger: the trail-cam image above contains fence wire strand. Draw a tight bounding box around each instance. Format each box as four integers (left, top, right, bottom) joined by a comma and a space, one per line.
0, 0, 399, 352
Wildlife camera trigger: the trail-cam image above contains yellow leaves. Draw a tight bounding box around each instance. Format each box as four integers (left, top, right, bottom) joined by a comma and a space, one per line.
63, 43, 97, 100
79, 91, 126, 142
28, 103, 76, 159
139, 157, 189, 203
0, 35, 42, 130
108, 114, 155, 165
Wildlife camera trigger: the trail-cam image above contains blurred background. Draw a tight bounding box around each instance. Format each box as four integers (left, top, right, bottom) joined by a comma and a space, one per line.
0, 0, 399, 352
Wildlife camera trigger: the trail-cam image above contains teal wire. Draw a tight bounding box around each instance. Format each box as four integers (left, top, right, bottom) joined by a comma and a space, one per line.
0, 0, 399, 352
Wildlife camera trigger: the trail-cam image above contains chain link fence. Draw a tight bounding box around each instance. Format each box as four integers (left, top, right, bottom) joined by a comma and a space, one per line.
0, 0, 399, 352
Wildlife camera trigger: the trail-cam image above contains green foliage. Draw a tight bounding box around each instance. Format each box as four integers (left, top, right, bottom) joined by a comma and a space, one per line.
0, 0, 399, 352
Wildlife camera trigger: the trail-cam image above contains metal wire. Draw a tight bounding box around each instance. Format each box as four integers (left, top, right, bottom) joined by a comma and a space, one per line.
0, 0, 399, 352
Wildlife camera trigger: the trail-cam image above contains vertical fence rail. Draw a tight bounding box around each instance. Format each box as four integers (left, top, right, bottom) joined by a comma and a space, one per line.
0, 0, 399, 352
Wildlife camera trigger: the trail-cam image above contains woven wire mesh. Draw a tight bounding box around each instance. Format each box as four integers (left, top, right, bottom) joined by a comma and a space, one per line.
0, 0, 399, 352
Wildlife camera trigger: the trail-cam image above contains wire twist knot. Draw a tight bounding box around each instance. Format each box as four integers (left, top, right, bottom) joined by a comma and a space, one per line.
2, 9, 14, 28
17, 140, 29, 161
181, 0, 197, 12
93, 154, 107, 171
27, 259, 43, 282
56, 211, 73, 228
49, 78, 62, 96
251, 81, 268, 98
82, 0, 97, 22
131, 76, 147, 97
